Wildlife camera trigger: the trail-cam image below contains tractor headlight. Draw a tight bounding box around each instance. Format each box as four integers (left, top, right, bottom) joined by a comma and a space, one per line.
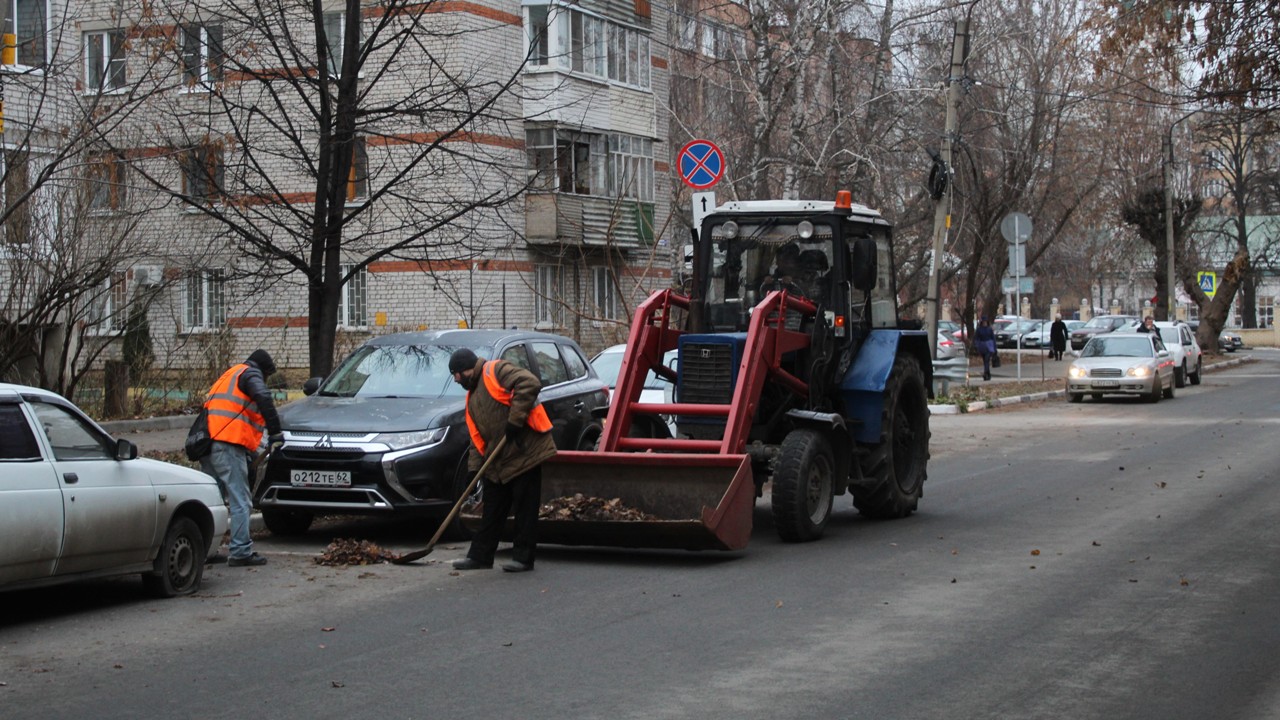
797, 220, 815, 239
721, 221, 739, 238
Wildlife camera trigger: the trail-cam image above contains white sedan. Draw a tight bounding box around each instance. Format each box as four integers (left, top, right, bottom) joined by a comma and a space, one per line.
1066, 333, 1176, 403
0, 383, 229, 596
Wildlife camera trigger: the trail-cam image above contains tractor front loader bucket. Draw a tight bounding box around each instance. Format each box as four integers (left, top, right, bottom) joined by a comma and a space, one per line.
535, 451, 755, 551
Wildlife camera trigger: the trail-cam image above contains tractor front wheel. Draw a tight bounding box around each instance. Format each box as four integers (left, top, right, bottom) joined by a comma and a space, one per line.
771, 429, 835, 542
854, 355, 931, 519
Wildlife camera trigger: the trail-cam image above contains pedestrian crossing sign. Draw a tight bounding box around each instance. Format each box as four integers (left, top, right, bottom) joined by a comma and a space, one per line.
1197, 271, 1217, 298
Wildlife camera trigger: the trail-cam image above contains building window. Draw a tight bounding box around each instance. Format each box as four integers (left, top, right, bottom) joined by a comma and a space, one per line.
608, 133, 653, 202
185, 269, 225, 331
86, 153, 127, 211
524, 4, 650, 89
6, 0, 47, 68
88, 271, 127, 334
339, 264, 367, 328
181, 144, 224, 203
346, 138, 368, 202
528, 128, 604, 196
3, 149, 31, 246
535, 264, 567, 327
1259, 296, 1274, 328
592, 266, 617, 320
84, 30, 126, 92
527, 5, 550, 66
323, 12, 354, 77
181, 23, 224, 86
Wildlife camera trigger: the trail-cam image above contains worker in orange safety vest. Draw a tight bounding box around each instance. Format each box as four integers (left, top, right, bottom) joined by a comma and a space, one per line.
201, 349, 283, 567
448, 348, 556, 573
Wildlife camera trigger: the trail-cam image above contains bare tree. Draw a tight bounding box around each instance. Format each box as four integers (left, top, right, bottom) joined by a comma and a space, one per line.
100, 0, 533, 376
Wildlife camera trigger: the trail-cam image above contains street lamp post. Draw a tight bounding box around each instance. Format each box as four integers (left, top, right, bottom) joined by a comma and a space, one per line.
1163, 110, 1198, 321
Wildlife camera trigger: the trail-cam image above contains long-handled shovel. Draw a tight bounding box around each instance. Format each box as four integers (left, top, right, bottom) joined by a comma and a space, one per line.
392, 436, 508, 565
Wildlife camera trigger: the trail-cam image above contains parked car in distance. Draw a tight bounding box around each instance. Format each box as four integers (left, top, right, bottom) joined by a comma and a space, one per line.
938, 320, 968, 342
1070, 315, 1138, 350
1118, 320, 1203, 387
996, 319, 1043, 348
591, 344, 679, 435
0, 384, 228, 597
935, 331, 966, 360
1219, 328, 1243, 352
1022, 320, 1084, 349
1066, 333, 1176, 403
255, 329, 610, 536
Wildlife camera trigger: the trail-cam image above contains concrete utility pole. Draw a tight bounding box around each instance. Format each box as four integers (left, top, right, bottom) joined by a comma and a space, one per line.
1164, 110, 1198, 321
924, 18, 970, 358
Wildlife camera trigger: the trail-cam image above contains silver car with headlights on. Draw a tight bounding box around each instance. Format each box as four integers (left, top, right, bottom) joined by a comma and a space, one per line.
1066, 333, 1176, 404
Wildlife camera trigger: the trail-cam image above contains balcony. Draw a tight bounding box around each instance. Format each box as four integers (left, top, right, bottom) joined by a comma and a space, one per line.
526, 193, 654, 248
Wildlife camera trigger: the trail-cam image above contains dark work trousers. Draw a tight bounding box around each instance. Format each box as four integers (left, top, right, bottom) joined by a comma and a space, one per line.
467, 465, 542, 566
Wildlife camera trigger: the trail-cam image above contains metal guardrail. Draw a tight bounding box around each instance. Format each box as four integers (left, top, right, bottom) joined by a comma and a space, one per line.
932, 356, 969, 396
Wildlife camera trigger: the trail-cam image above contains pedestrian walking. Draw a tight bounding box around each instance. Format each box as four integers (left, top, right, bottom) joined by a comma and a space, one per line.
1050, 315, 1069, 361
201, 349, 283, 567
975, 317, 997, 381
448, 348, 557, 573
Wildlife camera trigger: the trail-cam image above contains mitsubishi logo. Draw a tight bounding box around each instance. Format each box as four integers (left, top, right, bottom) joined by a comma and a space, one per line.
314, 435, 334, 449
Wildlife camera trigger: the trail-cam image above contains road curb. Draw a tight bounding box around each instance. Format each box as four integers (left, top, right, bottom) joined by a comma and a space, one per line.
929, 353, 1252, 415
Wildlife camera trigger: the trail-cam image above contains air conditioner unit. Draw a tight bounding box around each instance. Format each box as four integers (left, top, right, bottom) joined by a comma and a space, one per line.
132, 265, 163, 287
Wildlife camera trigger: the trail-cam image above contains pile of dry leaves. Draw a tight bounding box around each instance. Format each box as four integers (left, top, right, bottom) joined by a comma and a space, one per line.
315, 538, 399, 566
539, 494, 657, 522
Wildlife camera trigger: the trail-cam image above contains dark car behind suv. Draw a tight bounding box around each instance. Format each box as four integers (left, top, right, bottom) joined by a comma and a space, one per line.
253, 329, 609, 535
1069, 315, 1137, 351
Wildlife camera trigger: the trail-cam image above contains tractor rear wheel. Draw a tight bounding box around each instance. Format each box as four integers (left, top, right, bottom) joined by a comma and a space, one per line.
771, 429, 835, 542
854, 355, 930, 519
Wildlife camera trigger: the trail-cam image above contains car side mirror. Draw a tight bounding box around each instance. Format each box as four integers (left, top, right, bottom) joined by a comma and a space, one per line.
116, 438, 138, 460
303, 377, 324, 396
1072, 350, 1081, 358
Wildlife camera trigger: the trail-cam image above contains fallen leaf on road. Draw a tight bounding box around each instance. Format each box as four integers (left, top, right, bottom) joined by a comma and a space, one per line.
1030, 549, 1041, 556
322, 627, 336, 632
775, 600, 784, 608
1092, 541, 1101, 546
1154, 481, 1167, 488
331, 681, 344, 688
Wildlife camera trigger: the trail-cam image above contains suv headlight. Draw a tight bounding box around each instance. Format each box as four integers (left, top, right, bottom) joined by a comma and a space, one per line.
372, 426, 448, 451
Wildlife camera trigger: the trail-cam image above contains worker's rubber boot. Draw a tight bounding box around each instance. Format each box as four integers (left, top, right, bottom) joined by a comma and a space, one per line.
501, 560, 533, 573
453, 558, 493, 570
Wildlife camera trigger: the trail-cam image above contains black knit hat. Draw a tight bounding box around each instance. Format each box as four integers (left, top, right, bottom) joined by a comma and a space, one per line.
247, 349, 277, 376
448, 348, 479, 375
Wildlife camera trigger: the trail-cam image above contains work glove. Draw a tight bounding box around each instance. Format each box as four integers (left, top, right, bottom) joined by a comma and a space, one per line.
504, 423, 522, 445
267, 433, 285, 450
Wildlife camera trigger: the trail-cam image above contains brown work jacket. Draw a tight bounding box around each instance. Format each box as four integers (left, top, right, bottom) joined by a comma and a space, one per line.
464, 358, 557, 483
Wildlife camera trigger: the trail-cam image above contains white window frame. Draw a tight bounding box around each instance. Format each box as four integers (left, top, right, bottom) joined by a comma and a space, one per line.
184, 268, 225, 332
523, 4, 649, 89
592, 266, 617, 322
180, 23, 223, 88
607, 133, 654, 202
535, 264, 567, 328
5, 0, 48, 69
1258, 295, 1274, 329
87, 271, 127, 336
323, 11, 358, 78
545, 129, 604, 196
83, 29, 126, 93
338, 264, 368, 329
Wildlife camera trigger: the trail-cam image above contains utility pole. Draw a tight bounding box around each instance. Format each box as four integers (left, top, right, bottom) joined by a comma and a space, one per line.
924, 18, 970, 358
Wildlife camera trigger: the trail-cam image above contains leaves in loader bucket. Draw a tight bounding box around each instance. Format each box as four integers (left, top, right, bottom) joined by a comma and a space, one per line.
315, 538, 400, 566
538, 494, 658, 522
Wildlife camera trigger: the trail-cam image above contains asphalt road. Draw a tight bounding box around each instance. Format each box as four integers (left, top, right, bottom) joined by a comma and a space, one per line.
3, 351, 1279, 719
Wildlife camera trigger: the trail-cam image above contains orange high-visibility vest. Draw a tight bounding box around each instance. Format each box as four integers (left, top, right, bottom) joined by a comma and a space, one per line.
204, 364, 268, 452
466, 360, 552, 455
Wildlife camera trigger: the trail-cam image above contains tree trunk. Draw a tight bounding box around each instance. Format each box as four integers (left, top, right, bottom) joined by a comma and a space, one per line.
103, 360, 130, 418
